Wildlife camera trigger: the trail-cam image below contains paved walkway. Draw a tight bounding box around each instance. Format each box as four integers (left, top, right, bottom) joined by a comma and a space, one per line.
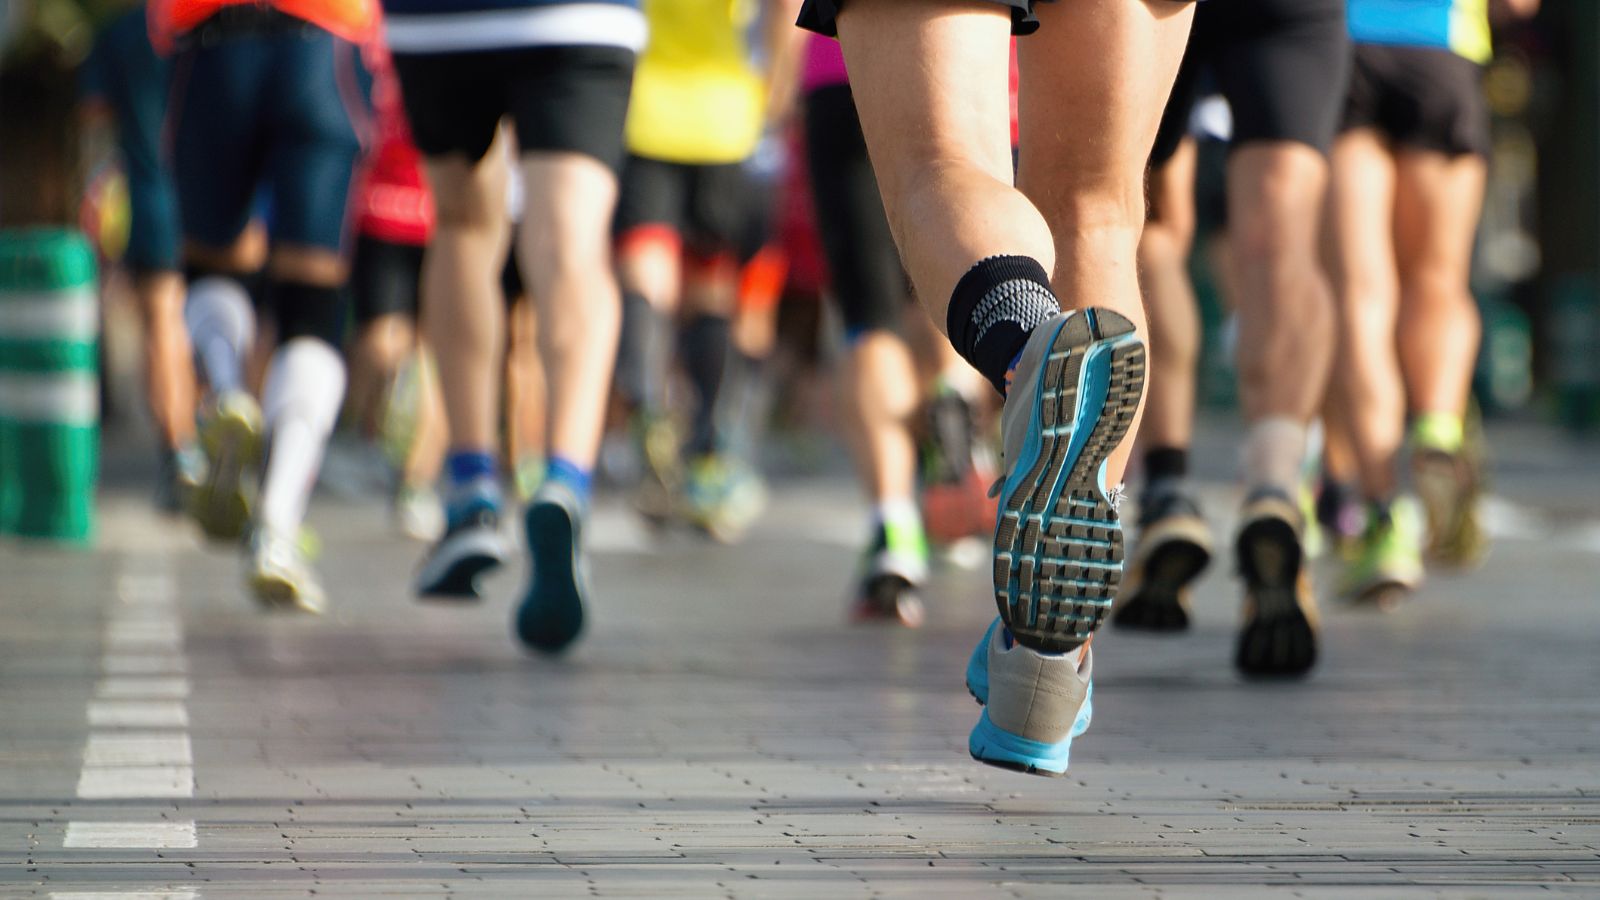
3, 420, 1599, 897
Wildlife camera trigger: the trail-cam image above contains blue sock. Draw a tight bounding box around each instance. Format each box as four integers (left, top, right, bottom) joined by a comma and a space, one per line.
543, 455, 593, 507
445, 450, 500, 523
447, 449, 497, 486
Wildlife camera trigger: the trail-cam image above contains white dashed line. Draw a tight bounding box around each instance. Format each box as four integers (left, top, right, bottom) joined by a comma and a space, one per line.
83, 733, 193, 767
68, 570, 199, 845
87, 700, 190, 728
95, 677, 191, 699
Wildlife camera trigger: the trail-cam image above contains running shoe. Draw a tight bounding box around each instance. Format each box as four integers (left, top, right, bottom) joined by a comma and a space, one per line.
1411, 412, 1486, 568
393, 482, 445, 542
921, 385, 998, 544
247, 527, 326, 614
631, 413, 682, 526
992, 308, 1145, 653
1112, 488, 1211, 632
1314, 477, 1365, 559
155, 443, 207, 516
189, 390, 263, 542
515, 480, 589, 655
1233, 488, 1320, 677
1338, 499, 1424, 607
414, 490, 508, 600
682, 454, 768, 543
849, 519, 930, 628
964, 617, 1094, 777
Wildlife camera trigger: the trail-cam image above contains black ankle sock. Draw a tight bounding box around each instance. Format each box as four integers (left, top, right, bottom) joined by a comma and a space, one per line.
1144, 446, 1188, 483
679, 313, 731, 457
945, 255, 1058, 394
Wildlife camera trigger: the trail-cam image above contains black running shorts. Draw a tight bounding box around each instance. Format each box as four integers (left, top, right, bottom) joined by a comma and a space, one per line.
799, 0, 1039, 36
803, 84, 909, 337
1341, 44, 1489, 158
391, 45, 635, 171
1150, 0, 1350, 167
613, 156, 754, 256
350, 235, 424, 325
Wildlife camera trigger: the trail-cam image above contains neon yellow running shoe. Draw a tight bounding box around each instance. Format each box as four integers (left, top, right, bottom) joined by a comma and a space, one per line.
1411, 410, 1487, 568
189, 390, 263, 542
1338, 499, 1424, 608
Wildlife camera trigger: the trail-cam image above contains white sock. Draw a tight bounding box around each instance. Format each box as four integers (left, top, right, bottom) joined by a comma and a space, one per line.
259, 338, 346, 537
1242, 416, 1308, 499
872, 496, 921, 531
185, 277, 255, 396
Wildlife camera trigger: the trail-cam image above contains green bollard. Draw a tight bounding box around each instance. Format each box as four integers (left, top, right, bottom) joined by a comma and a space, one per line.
0, 228, 100, 545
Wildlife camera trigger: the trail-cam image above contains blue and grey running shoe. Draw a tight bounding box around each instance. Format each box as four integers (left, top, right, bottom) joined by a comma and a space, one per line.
415, 485, 507, 600
965, 617, 1093, 777
992, 308, 1145, 653
515, 480, 589, 655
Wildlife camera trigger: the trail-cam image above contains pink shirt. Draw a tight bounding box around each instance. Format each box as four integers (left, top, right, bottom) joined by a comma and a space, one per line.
802, 34, 849, 93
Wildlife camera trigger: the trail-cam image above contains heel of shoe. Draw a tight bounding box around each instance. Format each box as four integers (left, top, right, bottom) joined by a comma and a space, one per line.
968, 689, 1092, 777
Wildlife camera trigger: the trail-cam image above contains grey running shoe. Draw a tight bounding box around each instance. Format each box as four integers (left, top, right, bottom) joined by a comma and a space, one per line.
248, 528, 326, 614
965, 617, 1094, 776
992, 308, 1145, 653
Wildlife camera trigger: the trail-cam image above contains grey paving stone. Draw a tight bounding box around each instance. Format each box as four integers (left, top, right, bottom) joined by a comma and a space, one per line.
6, 419, 1600, 892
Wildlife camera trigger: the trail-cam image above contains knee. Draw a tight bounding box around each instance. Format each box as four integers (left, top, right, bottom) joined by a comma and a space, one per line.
272, 281, 344, 348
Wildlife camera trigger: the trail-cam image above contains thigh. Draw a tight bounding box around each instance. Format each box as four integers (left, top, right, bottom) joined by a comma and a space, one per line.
507, 46, 636, 173
687, 164, 753, 254
614, 155, 689, 238
1392, 149, 1486, 282
1325, 130, 1399, 302
1217, 0, 1349, 155
803, 86, 905, 333
1017, 0, 1196, 225
266, 31, 369, 254
169, 45, 267, 252
351, 235, 424, 325
391, 52, 506, 164
1381, 48, 1490, 159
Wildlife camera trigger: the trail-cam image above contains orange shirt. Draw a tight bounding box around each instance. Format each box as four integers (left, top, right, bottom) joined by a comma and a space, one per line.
151, 0, 378, 50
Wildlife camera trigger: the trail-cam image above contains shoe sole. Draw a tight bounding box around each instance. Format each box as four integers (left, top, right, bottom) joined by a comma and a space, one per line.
1234, 511, 1317, 677
192, 410, 260, 542
849, 574, 925, 628
1112, 516, 1212, 633
416, 528, 506, 600
1414, 451, 1485, 568
516, 502, 586, 654
1345, 576, 1414, 611
967, 684, 1093, 777
249, 572, 322, 614
993, 309, 1145, 653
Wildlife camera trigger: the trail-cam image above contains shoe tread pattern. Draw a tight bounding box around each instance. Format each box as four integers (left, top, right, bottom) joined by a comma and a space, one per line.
993, 309, 1145, 654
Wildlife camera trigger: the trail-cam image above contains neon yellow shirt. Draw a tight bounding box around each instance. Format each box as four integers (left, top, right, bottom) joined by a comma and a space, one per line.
625, 0, 766, 165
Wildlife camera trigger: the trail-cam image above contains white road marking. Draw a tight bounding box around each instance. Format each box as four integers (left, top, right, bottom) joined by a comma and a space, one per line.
75, 765, 194, 799
115, 573, 177, 604
63, 821, 197, 849
83, 733, 193, 767
87, 701, 189, 729
101, 655, 188, 675
96, 677, 190, 699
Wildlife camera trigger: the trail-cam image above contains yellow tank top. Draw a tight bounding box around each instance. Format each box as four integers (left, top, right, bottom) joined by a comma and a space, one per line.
625, 0, 766, 165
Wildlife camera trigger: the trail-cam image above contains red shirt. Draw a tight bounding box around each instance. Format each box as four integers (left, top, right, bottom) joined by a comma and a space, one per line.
353, 41, 433, 246
150, 0, 378, 50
